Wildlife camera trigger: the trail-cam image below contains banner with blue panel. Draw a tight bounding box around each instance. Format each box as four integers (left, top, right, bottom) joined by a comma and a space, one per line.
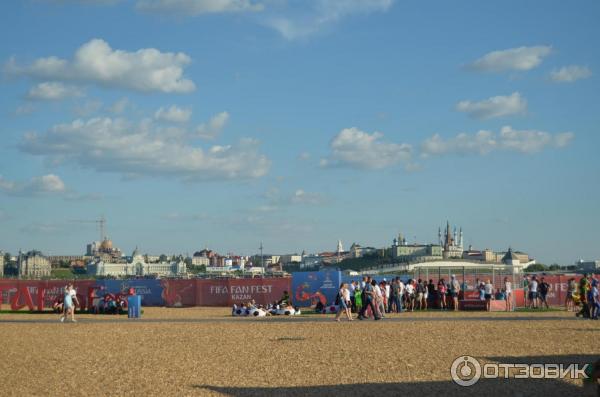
96, 279, 163, 306
291, 270, 341, 307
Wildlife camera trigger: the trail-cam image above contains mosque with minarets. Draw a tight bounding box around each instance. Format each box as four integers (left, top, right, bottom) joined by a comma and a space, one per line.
391, 221, 464, 262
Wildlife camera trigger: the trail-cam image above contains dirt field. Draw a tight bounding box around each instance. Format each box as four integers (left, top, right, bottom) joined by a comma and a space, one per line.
0, 308, 598, 396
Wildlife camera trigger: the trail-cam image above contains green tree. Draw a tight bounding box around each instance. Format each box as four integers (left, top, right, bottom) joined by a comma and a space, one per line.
526, 263, 547, 272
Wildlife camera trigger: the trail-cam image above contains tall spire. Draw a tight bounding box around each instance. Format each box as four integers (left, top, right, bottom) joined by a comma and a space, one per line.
459, 227, 464, 248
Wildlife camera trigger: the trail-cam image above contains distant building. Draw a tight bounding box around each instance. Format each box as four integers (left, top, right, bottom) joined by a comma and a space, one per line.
18, 250, 51, 278
87, 248, 186, 277
392, 243, 443, 262
301, 254, 323, 269
191, 254, 210, 267
349, 243, 377, 258
87, 237, 122, 259
575, 260, 600, 271
48, 255, 88, 266
279, 254, 302, 265
0, 251, 4, 277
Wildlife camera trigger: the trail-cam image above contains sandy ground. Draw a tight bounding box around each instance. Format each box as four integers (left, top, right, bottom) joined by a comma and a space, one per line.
0, 307, 598, 396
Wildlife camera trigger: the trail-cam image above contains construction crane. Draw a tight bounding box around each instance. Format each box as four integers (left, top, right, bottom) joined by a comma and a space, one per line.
70, 216, 107, 242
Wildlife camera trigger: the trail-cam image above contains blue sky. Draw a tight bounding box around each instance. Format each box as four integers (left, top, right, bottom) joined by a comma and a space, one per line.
0, 0, 598, 264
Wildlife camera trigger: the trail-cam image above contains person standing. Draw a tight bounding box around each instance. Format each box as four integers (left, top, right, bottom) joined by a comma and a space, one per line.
450, 275, 461, 311
354, 283, 362, 314
374, 280, 385, 318
438, 279, 447, 310
484, 280, 494, 312
523, 275, 530, 307
405, 279, 415, 312
529, 276, 539, 309
538, 277, 550, 309
421, 280, 429, 310
504, 277, 513, 312
590, 280, 599, 320
566, 278, 576, 312
349, 281, 356, 312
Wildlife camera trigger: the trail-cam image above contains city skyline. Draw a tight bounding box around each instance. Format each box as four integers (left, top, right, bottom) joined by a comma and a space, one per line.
1, 1, 599, 265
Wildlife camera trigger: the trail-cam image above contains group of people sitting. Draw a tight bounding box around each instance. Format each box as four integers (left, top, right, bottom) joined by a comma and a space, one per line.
89, 287, 132, 314
231, 291, 301, 317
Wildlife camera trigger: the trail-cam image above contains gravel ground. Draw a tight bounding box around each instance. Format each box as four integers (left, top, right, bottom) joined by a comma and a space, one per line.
1, 308, 598, 396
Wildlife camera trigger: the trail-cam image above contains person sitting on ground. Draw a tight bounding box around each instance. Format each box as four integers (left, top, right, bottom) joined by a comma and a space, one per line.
279, 291, 290, 306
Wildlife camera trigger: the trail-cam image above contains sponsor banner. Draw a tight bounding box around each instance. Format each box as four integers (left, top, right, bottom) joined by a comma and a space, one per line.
160, 279, 197, 307
97, 279, 163, 306
292, 270, 341, 307
196, 278, 291, 306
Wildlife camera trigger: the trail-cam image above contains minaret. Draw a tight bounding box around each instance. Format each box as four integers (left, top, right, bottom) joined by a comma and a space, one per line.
438, 227, 442, 246
453, 227, 457, 246
445, 221, 451, 248
459, 227, 464, 249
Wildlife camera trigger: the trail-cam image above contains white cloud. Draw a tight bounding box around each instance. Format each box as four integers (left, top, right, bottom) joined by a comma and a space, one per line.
135, 0, 264, 15
196, 111, 229, 139
27, 82, 83, 100
322, 127, 412, 169
15, 103, 36, 116
468, 46, 552, 72
20, 116, 270, 181
73, 99, 103, 117
6, 38, 195, 93
550, 65, 592, 83
109, 97, 130, 114
266, 0, 394, 40
290, 189, 324, 205
421, 126, 574, 156
456, 92, 527, 120
155, 105, 192, 123
0, 174, 66, 196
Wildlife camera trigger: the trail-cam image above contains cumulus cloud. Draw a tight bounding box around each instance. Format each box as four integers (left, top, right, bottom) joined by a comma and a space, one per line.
19, 116, 270, 181
322, 127, 412, 169
27, 82, 83, 100
456, 92, 527, 120
136, 0, 264, 15
155, 105, 192, 123
6, 38, 195, 93
468, 46, 552, 72
0, 174, 66, 196
550, 65, 592, 83
196, 111, 229, 139
265, 0, 394, 40
421, 126, 574, 156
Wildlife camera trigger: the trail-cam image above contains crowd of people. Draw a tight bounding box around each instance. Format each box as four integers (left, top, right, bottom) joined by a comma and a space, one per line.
330, 275, 549, 321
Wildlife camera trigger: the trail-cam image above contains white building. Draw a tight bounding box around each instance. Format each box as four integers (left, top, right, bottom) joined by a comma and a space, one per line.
87, 248, 186, 277
18, 250, 51, 278
576, 260, 600, 271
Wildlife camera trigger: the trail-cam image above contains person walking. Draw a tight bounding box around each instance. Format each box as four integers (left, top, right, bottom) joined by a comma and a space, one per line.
358, 277, 380, 320
590, 280, 599, 320
354, 283, 362, 314
405, 279, 415, 312
504, 277, 513, 312
59, 284, 76, 323
335, 283, 353, 322
374, 280, 385, 318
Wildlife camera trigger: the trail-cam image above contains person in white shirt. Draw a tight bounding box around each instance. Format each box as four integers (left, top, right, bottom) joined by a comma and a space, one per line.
529, 277, 539, 309
405, 281, 415, 312
335, 283, 353, 321
374, 282, 385, 318
484, 280, 494, 312
504, 277, 513, 312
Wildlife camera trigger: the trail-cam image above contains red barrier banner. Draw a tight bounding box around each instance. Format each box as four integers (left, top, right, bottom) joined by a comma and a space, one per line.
196, 278, 291, 306
0, 280, 96, 311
